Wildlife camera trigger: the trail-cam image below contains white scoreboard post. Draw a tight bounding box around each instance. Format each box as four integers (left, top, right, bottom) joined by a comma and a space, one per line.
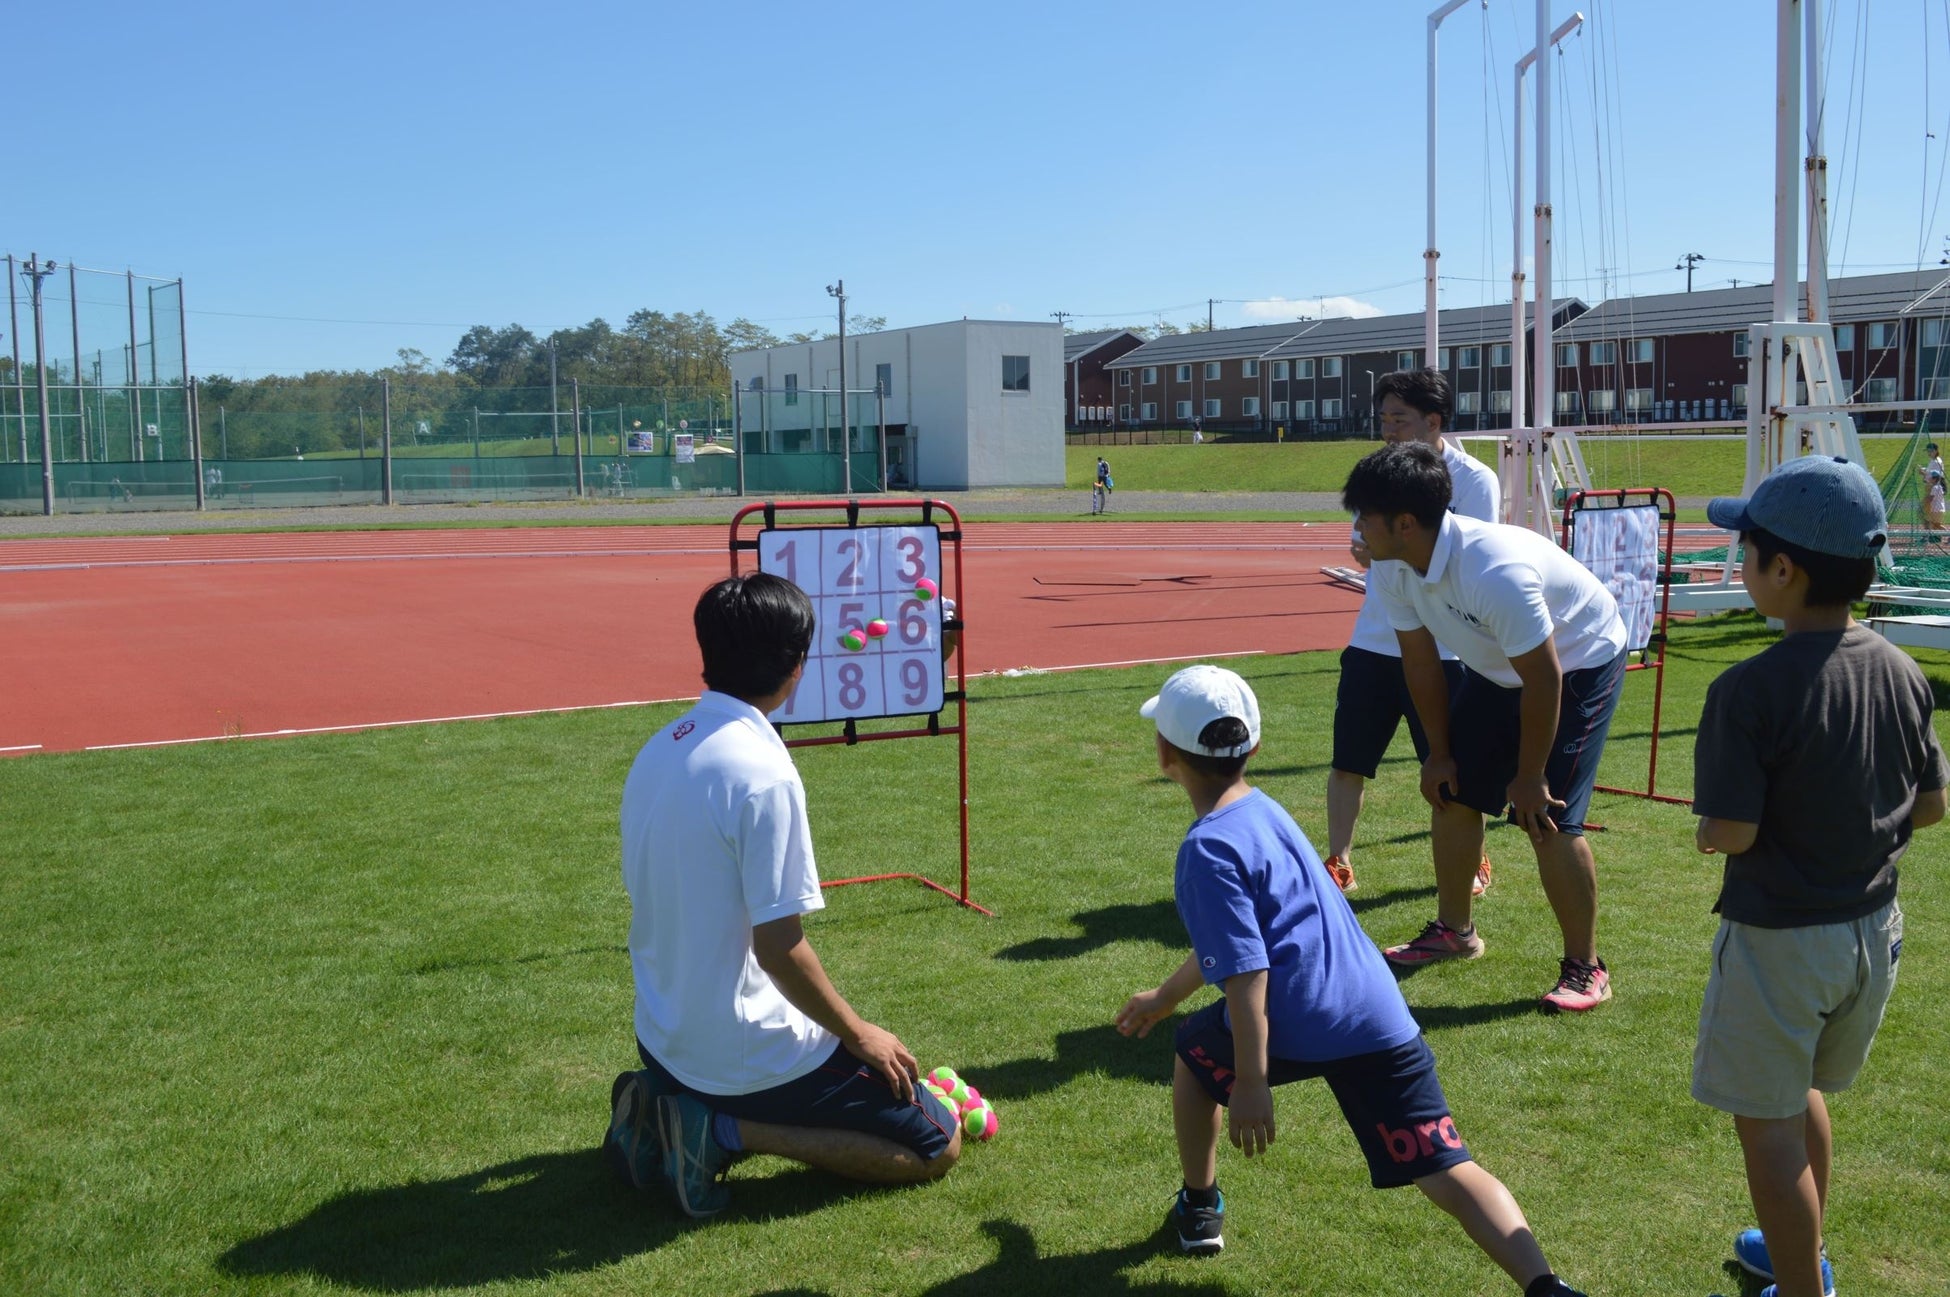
1561, 487, 1689, 807
730, 498, 984, 913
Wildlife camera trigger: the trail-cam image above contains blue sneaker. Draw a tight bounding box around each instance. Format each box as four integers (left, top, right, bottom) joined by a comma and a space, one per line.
602, 1070, 668, 1191
656, 1093, 734, 1219
1170, 1187, 1225, 1255
1736, 1226, 1834, 1296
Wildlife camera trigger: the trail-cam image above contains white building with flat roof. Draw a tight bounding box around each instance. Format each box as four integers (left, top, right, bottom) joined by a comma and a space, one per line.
730, 319, 1064, 490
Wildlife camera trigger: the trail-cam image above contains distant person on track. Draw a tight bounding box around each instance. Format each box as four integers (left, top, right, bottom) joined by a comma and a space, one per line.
1322, 369, 1500, 898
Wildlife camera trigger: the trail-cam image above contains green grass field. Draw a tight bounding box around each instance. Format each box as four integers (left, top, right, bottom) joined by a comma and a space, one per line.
3, 617, 1946, 1295
1065, 438, 1919, 500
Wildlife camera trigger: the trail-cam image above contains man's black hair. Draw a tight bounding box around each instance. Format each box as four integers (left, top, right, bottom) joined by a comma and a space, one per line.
1341, 441, 1452, 529
694, 572, 815, 701
1373, 367, 1453, 431
1165, 717, 1253, 780
1743, 526, 1877, 609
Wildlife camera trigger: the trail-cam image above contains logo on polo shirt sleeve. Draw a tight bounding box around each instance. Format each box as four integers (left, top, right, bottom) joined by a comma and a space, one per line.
672, 721, 695, 741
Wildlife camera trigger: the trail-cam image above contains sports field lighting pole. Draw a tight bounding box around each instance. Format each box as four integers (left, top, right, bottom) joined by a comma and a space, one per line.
827, 280, 849, 491
548, 337, 560, 455
1426, 0, 1486, 363
21, 254, 56, 515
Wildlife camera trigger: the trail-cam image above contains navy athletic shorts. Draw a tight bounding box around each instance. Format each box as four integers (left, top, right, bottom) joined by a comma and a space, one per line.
1447, 649, 1628, 836
638, 1039, 958, 1161
1331, 647, 1464, 779
1174, 1000, 1472, 1188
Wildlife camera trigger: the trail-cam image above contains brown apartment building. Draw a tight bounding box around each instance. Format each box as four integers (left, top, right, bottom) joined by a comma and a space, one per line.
1103, 302, 1587, 438
1062, 329, 1146, 429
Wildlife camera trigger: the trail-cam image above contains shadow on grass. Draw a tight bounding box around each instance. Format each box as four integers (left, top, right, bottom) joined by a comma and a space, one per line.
1346, 885, 1437, 914
995, 901, 1183, 961
217, 1149, 854, 1290
408, 944, 624, 976
973, 1022, 1180, 1100
1401, 997, 1552, 1031
762, 1219, 1233, 1297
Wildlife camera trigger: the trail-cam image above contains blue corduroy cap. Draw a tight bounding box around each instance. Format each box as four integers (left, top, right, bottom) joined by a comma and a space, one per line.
1706, 455, 1887, 559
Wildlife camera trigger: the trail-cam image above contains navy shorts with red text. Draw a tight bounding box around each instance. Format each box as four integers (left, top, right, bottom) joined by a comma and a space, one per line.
638, 1039, 957, 1161
1174, 1000, 1471, 1188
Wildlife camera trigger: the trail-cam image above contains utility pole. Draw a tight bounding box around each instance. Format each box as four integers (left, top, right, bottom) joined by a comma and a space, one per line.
1677, 252, 1705, 292
548, 336, 560, 454
1208, 298, 1216, 331
827, 279, 848, 490
21, 254, 56, 515
1050, 310, 1071, 328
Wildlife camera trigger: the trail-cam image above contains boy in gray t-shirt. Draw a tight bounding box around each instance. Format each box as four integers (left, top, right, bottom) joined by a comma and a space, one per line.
1693, 456, 1948, 1297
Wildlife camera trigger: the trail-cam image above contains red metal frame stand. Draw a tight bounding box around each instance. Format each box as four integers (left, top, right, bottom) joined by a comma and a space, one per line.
730, 498, 988, 914
1562, 487, 1691, 807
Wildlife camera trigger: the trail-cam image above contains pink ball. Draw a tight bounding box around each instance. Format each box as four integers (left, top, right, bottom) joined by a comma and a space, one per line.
913, 577, 939, 601
866, 618, 890, 639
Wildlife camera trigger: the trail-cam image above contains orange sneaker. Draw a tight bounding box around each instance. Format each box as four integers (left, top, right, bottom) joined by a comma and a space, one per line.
1323, 854, 1356, 892
1471, 857, 1492, 897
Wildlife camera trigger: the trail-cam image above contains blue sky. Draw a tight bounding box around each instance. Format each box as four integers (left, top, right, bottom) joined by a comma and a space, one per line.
9, 0, 1949, 377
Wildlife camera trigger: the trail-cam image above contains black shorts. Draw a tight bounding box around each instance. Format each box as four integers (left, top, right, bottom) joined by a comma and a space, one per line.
1331, 647, 1464, 779
1447, 650, 1628, 836
638, 1040, 958, 1161
1174, 1001, 1472, 1189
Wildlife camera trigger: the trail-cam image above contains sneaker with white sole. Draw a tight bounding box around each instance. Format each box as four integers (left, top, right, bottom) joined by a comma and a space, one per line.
1735, 1227, 1834, 1295
656, 1093, 735, 1219
1472, 857, 1492, 896
1323, 854, 1356, 892
1170, 1187, 1225, 1255
1382, 919, 1484, 967
1540, 957, 1612, 1011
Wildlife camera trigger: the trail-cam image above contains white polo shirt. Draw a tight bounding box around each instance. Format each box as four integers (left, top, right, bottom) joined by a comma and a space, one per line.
1371, 512, 1627, 688
622, 690, 836, 1095
1347, 440, 1502, 657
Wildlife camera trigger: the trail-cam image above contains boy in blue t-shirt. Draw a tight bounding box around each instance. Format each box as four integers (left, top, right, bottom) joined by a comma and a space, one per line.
1116, 665, 1585, 1297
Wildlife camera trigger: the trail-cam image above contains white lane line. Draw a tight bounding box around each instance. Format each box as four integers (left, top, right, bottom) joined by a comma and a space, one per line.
81, 696, 701, 751
1, 743, 43, 753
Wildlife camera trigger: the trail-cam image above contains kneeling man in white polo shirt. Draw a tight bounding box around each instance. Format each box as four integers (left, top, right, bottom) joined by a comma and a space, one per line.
603, 573, 961, 1218
1343, 443, 1628, 1013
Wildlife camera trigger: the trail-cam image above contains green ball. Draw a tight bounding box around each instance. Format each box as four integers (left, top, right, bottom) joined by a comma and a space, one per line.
947, 1078, 971, 1105
928, 1066, 959, 1090
962, 1102, 992, 1137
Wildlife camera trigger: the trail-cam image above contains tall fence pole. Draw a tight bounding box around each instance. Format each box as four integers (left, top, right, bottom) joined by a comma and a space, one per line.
69, 263, 86, 464
191, 376, 205, 510
734, 383, 745, 496
876, 386, 887, 490
381, 377, 393, 505
572, 377, 585, 498
23, 255, 57, 514
7, 255, 22, 463
127, 270, 143, 462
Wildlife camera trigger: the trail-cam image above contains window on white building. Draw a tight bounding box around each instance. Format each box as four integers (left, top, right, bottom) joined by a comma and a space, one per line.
876, 363, 893, 397
784, 373, 799, 406
1003, 355, 1030, 392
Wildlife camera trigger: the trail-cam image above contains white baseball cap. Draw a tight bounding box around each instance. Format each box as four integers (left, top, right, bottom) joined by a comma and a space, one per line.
1140, 664, 1261, 758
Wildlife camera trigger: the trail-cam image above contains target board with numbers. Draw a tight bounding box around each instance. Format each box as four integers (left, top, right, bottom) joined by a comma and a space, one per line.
729, 499, 985, 914
757, 524, 947, 724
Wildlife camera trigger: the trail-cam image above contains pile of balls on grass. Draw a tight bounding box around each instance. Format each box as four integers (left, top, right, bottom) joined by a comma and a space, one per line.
837, 578, 940, 652
924, 1066, 998, 1142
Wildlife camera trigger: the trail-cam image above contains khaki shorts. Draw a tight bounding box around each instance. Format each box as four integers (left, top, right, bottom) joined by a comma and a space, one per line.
1692, 898, 1903, 1119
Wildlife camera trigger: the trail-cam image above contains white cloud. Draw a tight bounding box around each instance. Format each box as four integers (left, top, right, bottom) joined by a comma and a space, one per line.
1239, 295, 1384, 321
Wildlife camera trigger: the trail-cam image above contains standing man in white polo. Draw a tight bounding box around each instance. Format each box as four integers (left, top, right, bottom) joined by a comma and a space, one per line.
1344, 443, 1628, 1012
1322, 368, 1501, 895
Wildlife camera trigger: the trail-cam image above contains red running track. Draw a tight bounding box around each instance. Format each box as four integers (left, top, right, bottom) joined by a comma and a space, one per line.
0, 522, 1364, 754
